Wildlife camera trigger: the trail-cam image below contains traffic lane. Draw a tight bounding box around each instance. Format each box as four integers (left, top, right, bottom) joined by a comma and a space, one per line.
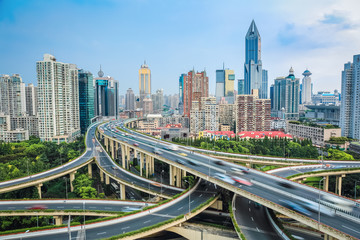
17, 182, 217, 240
96, 147, 181, 196
234, 195, 280, 240
0, 126, 97, 188
287, 228, 323, 240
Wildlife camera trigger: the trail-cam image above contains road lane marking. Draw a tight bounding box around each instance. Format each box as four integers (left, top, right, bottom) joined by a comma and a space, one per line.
178, 207, 183, 210
256, 227, 260, 232
199, 194, 202, 197
121, 226, 130, 230
342, 225, 360, 234
251, 217, 254, 221
249, 208, 251, 212
97, 232, 106, 235
144, 220, 151, 223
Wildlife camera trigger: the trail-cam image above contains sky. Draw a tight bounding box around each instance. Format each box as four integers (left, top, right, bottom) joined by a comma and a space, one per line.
1, 0, 360, 96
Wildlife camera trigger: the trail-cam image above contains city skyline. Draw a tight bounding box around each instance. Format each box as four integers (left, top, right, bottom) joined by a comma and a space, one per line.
1, 0, 360, 95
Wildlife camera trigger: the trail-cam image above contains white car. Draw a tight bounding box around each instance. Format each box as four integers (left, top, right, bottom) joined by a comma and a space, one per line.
214, 173, 235, 184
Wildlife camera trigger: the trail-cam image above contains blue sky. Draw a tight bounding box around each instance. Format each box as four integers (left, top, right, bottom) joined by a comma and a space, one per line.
1, 0, 360, 95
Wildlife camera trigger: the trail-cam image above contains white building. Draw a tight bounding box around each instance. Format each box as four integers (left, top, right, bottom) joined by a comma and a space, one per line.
190, 97, 219, 134
301, 69, 312, 105
37, 54, 80, 143
0, 74, 26, 117
25, 83, 38, 116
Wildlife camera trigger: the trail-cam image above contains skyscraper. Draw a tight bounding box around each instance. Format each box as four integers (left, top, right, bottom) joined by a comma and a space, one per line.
272, 67, 300, 120
0, 74, 26, 117
152, 89, 164, 113
139, 61, 151, 108
238, 79, 245, 95
301, 69, 312, 105
181, 70, 209, 117
78, 69, 95, 134
340, 54, 360, 138
125, 88, 135, 111
244, 20, 268, 99
25, 83, 38, 116
37, 54, 80, 143
94, 67, 119, 118
260, 69, 268, 99
215, 66, 235, 103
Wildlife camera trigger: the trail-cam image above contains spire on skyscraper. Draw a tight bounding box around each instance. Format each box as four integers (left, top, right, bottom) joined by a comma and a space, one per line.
98, 65, 104, 77
246, 20, 260, 38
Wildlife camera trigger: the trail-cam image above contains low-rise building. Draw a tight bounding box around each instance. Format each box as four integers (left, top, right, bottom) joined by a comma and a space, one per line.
287, 122, 341, 146
237, 131, 292, 139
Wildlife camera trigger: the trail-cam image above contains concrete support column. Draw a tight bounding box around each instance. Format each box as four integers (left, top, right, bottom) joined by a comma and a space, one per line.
176, 168, 181, 187
105, 137, 109, 152
100, 170, 104, 182
88, 163, 92, 178
110, 140, 114, 159
119, 182, 126, 200
149, 156, 154, 176
169, 165, 174, 186
105, 174, 110, 185
323, 233, 336, 240
121, 144, 126, 168
145, 155, 149, 178
54, 216, 63, 225
70, 171, 77, 192
336, 174, 345, 196
126, 146, 131, 169
36, 183, 43, 199
323, 176, 329, 191
140, 152, 144, 177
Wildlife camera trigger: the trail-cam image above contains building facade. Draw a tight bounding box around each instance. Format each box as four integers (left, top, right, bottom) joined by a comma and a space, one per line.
139, 61, 151, 108
78, 69, 95, 134
181, 70, 209, 117
152, 89, 164, 113
272, 68, 300, 120
235, 90, 271, 133
215, 67, 235, 103
0, 74, 26, 117
94, 68, 119, 118
301, 69, 312, 105
312, 90, 340, 105
25, 83, 38, 116
37, 54, 80, 142
190, 97, 218, 134
219, 103, 236, 132
125, 88, 135, 111
340, 54, 360, 138
238, 79, 245, 95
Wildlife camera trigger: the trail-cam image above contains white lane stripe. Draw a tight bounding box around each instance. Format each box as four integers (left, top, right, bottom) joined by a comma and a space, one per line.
96, 232, 106, 235
342, 225, 360, 234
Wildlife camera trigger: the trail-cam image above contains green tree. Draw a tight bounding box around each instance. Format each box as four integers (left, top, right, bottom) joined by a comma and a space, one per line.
78, 186, 97, 198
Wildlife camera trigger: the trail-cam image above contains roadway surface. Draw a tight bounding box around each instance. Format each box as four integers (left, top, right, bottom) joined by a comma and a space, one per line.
112, 120, 360, 239
4, 180, 217, 240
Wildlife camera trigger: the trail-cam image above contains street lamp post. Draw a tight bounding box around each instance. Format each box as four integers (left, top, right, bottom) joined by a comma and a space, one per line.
160, 170, 164, 195
83, 201, 86, 240
318, 177, 325, 229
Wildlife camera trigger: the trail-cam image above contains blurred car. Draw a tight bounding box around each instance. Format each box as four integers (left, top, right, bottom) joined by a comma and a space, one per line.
133, 143, 139, 147
176, 159, 185, 165
178, 153, 187, 157
231, 176, 253, 186
150, 182, 161, 187
323, 195, 353, 212
231, 166, 249, 174
281, 200, 311, 216
187, 160, 198, 166
27, 205, 47, 210
153, 148, 162, 155
112, 166, 117, 170
214, 160, 225, 166
277, 181, 295, 189
215, 173, 235, 184
122, 206, 142, 212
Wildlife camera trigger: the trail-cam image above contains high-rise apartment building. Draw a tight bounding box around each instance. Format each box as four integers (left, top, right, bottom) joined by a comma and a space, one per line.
25, 83, 38, 116
181, 70, 209, 117
215, 66, 235, 103
219, 103, 236, 132
94, 67, 119, 117
143, 97, 153, 116
260, 69, 268, 99
190, 97, 218, 134
78, 69, 95, 134
139, 61, 151, 108
301, 69, 312, 105
244, 20, 268, 99
0, 74, 26, 117
152, 89, 164, 113
125, 88, 135, 111
238, 79, 245, 95
235, 90, 271, 133
340, 54, 360, 138
272, 68, 300, 120
37, 54, 80, 143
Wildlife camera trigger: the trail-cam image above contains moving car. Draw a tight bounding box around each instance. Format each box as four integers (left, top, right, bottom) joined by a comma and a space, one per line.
231, 176, 253, 186
176, 159, 186, 165
178, 153, 187, 157
153, 148, 162, 155
281, 200, 311, 216
214, 160, 225, 166
215, 173, 235, 184
27, 205, 47, 210
133, 143, 139, 147
277, 181, 295, 189
187, 160, 198, 166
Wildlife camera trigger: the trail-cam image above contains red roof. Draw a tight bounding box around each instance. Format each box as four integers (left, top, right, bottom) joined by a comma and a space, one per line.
237, 131, 292, 139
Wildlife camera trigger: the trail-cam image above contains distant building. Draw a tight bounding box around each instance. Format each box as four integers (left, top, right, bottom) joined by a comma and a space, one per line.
94, 67, 119, 118
235, 89, 271, 133
238, 79, 245, 95
11, 115, 39, 137
190, 97, 218, 134
152, 89, 164, 113
219, 103, 236, 132
0, 74, 26, 117
260, 69, 268, 99
244, 20, 268, 99
312, 90, 340, 105
215, 66, 235, 103
270, 119, 287, 131
305, 104, 340, 125
78, 69, 95, 134
125, 88, 135, 111
287, 122, 341, 146
139, 61, 151, 109
25, 83, 38, 116
341, 54, 360, 139
143, 97, 153, 116
181, 70, 209, 118
272, 67, 300, 120
0, 114, 29, 142
37, 54, 80, 143
301, 69, 312, 105
237, 131, 292, 139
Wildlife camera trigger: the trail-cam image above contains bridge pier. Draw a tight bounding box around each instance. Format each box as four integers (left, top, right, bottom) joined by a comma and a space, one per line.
100, 170, 104, 182
323, 176, 329, 191
140, 152, 144, 177
105, 174, 110, 185
70, 171, 77, 192
36, 183, 43, 199
121, 144, 126, 168
126, 146, 131, 169
110, 140, 114, 159
54, 216, 63, 225
170, 165, 183, 187
104, 137, 109, 152
335, 174, 345, 196
119, 182, 125, 200
324, 233, 336, 240
88, 163, 92, 178
145, 155, 149, 178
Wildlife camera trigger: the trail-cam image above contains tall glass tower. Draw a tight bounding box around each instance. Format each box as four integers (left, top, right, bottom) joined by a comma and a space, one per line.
244, 20, 267, 98
78, 69, 94, 134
